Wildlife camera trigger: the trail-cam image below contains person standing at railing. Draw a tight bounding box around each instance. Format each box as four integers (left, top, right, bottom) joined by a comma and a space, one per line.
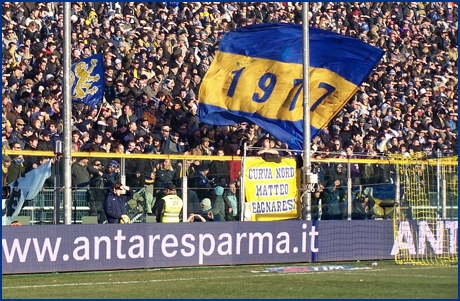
310, 183, 325, 220
211, 186, 226, 222
6, 142, 25, 184
223, 183, 239, 221
323, 179, 344, 220
2, 155, 12, 186
23, 135, 40, 173
71, 157, 91, 189
103, 182, 133, 224
154, 159, 177, 193
88, 159, 107, 224
103, 160, 121, 189
196, 163, 212, 200
155, 183, 183, 223
209, 147, 230, 185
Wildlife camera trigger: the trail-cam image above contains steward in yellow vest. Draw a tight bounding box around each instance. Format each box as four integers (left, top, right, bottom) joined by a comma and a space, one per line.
156, 183, 183, 223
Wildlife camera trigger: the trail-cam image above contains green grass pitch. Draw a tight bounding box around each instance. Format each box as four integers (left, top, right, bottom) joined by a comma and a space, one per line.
2, 261, 458, 299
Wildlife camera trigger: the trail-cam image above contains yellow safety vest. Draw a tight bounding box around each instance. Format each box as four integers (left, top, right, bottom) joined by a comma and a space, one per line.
161, 195, 183, 223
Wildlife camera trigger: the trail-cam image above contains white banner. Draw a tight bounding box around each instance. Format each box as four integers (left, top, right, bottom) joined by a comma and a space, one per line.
2, 160, 52, 225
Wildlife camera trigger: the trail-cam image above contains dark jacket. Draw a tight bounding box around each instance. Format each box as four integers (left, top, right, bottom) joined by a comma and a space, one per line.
184, 189, 201, 215
323, 183, 343, 220
209, 160, 230, 184
71, 163, 91, 188
6, 158, 26, 184
154, 167, 176, 189
103, 189, 133, 224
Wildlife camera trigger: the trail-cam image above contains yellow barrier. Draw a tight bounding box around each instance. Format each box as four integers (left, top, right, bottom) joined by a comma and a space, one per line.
3, 149, 457, 166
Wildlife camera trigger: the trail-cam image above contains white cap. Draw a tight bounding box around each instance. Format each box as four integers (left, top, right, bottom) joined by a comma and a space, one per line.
115, 59, 122, 64
46, 74, 54, 81
70, 15, 78, 22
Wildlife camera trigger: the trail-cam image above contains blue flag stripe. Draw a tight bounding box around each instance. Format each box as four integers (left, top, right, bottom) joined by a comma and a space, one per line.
218, 23, 384, 86
199, 104, 317, 150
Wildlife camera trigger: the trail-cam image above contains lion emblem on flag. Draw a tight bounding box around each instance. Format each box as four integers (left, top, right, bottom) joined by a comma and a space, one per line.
70, 59, 101, 100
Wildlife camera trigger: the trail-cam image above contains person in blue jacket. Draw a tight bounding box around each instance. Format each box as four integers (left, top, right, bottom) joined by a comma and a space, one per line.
103, 182, 133, 224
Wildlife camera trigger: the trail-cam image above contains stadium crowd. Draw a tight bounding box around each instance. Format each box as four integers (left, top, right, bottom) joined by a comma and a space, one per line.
1, 2, 458, 222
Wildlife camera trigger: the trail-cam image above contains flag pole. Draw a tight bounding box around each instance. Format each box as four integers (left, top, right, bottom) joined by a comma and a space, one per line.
301, 3, 312, 220
63, 2, 73, 224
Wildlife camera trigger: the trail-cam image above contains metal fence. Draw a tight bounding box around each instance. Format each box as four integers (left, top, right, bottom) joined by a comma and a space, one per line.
18, 189, 90, 224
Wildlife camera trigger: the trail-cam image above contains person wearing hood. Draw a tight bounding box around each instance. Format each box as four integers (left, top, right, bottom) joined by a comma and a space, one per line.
211, 186, 226, 221
103, 182, 133, 224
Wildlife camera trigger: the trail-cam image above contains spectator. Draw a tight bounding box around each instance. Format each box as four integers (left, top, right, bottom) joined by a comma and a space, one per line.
87, 159, 106, 224
310, 182, 325, 220
2, 155, 12, 185
352, 194, 376, 220
224, 182, 239, 221
103, 182, 133, 224
323, 179, 344, 220
71, 157, 91, 188
6, 142, 25, 184
154, 159, 177, 193
188, 197, 218, 222
209, 147, 230, 185
103, 160, 121, 189
211, 186, 226, 222
196, 163, 212, 200
255, 135, 279, 156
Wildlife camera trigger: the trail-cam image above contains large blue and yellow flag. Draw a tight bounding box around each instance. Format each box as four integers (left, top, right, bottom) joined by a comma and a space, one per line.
198, 24, 384, 150
70, 54, 104, 107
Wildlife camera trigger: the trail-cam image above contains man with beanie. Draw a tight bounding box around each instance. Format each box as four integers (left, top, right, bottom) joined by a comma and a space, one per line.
2, 155, 12, 186
188, 198, 219, 222
104, 160, 121, 189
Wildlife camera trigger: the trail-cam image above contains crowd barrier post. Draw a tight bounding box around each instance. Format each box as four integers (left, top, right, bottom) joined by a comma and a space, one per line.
395, 163, 401, 222
442, 163, 447, 219
347, 162, 352, 220
120, 157, 126, 186
240, 143, 247, 221
436, 151, 441, 217
54, 157, 61, 225
182, 157, 188, 223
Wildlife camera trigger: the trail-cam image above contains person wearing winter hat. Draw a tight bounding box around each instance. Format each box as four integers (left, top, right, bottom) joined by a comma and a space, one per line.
188, 198, 218, 222
210, 186, 226, 222
2, 155, 12, 186
104, 160, 121, 189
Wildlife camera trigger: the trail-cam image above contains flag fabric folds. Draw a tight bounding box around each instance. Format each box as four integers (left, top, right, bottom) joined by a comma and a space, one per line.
198, 23, 384, 150
70, 54, 104, 107
2, 160, 53, 225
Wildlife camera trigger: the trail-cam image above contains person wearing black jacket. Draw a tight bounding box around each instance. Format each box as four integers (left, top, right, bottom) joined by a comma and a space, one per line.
103, 182, 133, 224
87, 159, 107, 224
